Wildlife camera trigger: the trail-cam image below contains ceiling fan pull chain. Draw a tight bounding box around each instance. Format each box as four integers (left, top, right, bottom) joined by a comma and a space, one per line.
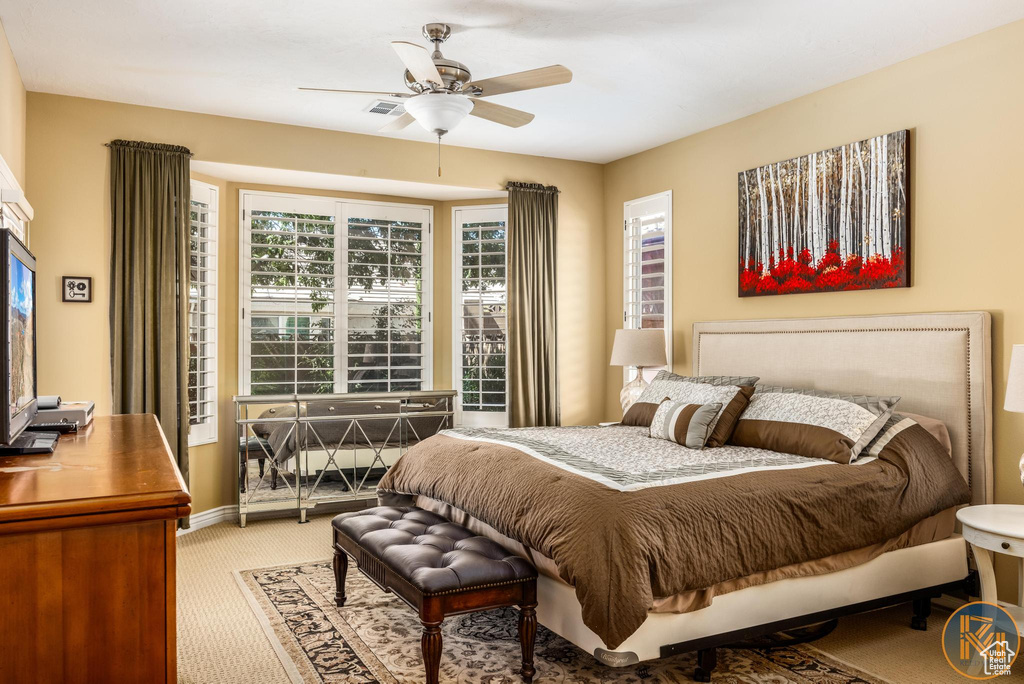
437, 133, 442, 177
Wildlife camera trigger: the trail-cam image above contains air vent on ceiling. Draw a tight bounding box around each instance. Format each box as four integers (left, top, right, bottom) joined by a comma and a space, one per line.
364, 100, 406, 116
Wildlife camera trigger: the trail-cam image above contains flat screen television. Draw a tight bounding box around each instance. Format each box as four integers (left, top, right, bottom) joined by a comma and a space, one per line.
1, 228, 38, 446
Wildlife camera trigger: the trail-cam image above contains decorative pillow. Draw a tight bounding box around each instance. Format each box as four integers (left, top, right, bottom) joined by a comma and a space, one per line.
862, 412, 951, 458
649, 400, 723, 448
652, 370, 760, 387
728, 385, 900, 464
637, 380, 756, 447
621, 398, 670, 427
898, 412, 952, 456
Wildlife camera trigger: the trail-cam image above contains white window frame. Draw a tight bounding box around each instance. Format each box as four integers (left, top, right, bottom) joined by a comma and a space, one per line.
623, 190, 672, 383
0, 151, 32, 245
188, 179, 219, 446
238, 189, 434, 395
452, 204, 509, 427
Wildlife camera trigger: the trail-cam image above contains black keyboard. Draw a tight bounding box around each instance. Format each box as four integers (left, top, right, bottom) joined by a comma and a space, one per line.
25, 420, 79, 434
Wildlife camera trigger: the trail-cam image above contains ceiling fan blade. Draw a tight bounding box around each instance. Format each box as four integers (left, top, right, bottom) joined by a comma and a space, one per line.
378, 112, 416, 133
469, 65, 572, 97
391, 41, 443, 86
298, 87, 409, 98
470, 99, 535, 128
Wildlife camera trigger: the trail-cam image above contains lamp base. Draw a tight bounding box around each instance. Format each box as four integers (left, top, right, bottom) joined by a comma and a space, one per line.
620, 370, 649, 415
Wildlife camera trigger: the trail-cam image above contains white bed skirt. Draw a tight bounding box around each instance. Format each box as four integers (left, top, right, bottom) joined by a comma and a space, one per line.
537, 535, 967, 665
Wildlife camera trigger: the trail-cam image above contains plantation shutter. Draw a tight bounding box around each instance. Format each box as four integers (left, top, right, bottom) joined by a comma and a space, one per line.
343, 203, 431, 392
188, 180, 218, 444
240, 192, 432, 396
242, 194, 339, 395
623, 192, 672, 380
454, 206, 508, 427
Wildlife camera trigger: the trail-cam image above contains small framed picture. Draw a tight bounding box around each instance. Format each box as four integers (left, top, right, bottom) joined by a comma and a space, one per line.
62, 276, 93, 303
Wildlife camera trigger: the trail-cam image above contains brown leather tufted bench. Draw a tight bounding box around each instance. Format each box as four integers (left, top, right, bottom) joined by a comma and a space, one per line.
332, 506, 538, 684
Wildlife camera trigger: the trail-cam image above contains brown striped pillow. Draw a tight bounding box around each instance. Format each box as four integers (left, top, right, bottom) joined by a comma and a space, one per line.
621, 398, 670, 427
728, 386, 899, 464
649, 400, 723, 448
637, 380, 755, 447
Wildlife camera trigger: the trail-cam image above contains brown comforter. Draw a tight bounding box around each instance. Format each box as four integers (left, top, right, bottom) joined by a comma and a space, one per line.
377, 423, 969, 649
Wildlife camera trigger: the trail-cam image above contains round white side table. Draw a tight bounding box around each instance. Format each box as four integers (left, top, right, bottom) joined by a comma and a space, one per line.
957, 504, 1024, 634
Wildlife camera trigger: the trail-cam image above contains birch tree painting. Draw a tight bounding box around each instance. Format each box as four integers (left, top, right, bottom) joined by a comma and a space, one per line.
738, 130, 909, 296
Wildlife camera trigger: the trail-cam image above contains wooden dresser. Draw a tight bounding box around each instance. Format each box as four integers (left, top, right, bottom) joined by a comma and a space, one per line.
0, 414, 191, 684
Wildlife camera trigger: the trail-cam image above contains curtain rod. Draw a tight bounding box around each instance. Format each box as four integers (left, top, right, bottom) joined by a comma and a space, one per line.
105, 139, 193, 156
506, 182, 560, 194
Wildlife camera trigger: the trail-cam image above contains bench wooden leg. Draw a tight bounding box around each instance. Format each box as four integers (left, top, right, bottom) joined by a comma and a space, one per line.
421, 620, 443, 684
333, 547, 347, 607
518, 603, 537, 683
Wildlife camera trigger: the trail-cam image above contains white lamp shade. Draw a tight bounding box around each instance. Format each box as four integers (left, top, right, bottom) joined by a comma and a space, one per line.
404, 93, 473, 135
1005, 344, 1024, 412
610, 329, 668, 367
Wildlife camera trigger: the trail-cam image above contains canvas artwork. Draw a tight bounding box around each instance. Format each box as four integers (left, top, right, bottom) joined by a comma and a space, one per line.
738, 130, 909, 296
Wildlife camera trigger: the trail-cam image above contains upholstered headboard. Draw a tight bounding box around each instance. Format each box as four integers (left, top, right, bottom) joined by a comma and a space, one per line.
692, 312, 993, 504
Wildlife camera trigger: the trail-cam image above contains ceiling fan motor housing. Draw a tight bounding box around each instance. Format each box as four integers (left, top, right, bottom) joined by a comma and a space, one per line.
404, 57, 472, 92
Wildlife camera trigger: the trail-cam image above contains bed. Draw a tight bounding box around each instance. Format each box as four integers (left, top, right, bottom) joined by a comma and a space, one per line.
378, 312, 992, 674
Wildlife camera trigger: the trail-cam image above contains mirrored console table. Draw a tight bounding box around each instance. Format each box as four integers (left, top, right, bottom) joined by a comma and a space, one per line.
234, 391, 456, 526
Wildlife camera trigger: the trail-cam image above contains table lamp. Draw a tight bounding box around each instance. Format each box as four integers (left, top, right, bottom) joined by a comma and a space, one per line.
1004, 344, 1024, 486
610, 329, 668, 414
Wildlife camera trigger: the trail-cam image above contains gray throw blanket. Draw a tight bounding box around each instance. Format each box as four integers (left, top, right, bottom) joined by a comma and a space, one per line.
253, 399, 450, 464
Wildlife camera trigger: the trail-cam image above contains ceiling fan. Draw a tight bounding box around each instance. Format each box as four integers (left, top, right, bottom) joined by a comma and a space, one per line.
300, 23, 572, 139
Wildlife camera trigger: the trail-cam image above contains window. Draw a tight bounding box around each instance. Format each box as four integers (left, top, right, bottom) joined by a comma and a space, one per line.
453, 206, 508, 427
345, 204, 430, 392
623, 191, 672, 381
240, 191, 432, 395
188, 180, 218, 445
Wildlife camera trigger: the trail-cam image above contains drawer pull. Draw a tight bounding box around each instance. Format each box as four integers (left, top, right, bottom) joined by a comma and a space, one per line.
1002, 542, 1011, 550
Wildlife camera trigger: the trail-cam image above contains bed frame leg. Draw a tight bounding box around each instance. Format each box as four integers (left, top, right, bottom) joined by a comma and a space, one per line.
694, 647, 717, 682
911, 597, 931, 631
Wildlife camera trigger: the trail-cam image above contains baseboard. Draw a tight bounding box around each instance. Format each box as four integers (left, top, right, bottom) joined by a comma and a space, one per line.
178, 505, 238, 534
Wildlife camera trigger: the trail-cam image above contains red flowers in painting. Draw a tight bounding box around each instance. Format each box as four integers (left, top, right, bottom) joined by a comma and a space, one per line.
739, 241, 905, 296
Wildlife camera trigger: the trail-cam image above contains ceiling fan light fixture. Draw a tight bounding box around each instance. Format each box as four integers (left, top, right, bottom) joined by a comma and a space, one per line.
404, 93, 473, 136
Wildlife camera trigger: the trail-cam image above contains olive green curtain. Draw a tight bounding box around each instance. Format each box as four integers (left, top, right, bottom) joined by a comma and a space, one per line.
109, 140, 192, 509
506, 182, 560, 427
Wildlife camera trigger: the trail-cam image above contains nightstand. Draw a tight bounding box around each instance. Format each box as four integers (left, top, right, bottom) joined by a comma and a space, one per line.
956, 504, 1024, 635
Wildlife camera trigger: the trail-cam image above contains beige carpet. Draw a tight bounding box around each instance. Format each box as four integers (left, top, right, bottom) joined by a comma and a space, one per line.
177, 513, 966, 683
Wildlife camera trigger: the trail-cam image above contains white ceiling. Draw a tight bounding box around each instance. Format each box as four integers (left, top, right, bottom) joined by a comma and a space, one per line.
190, 161, 505, 201
4, 1, 1023, 163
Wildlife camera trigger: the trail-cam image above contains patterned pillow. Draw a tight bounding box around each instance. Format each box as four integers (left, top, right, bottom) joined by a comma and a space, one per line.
637, 380, 755, 447
652, 370, 760, 387
862, 412, 951, 459
650, 400, 723, 448
621, 398, 669, 427
728, 385, 900, 464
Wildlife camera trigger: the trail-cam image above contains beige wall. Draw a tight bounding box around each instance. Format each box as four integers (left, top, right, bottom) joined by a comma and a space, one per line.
25, 93, 605, 514
603, 20, 1024, 599
0, 21, 26, 187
